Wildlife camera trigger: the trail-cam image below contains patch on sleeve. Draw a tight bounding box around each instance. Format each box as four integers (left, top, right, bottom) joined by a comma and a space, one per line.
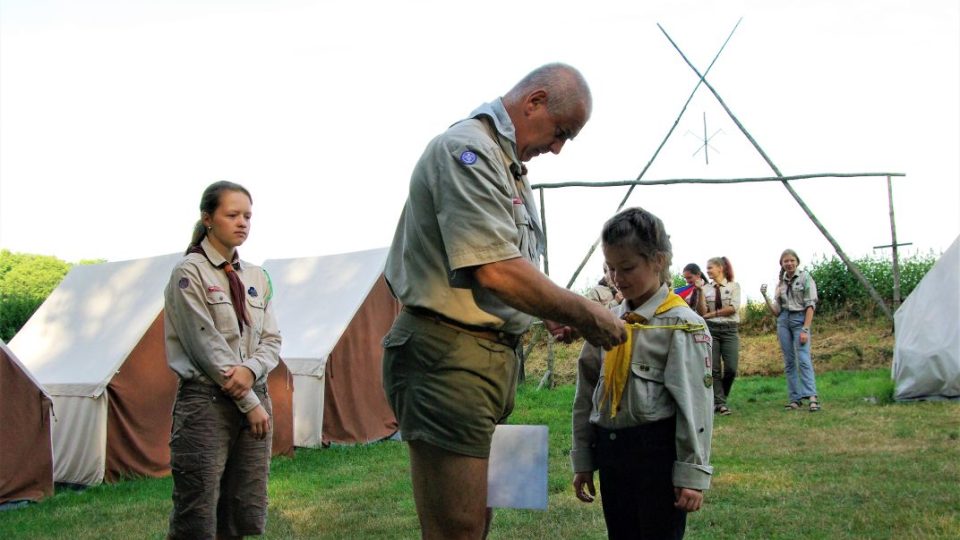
705, 355, 712, 370
703, 374, 713, 388
178, 277, 190, 289
459, 150, 478, 165
694, 334, 711, 343
247, 286, 258, 297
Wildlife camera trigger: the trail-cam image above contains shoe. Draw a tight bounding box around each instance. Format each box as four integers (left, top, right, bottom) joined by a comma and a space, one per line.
809, 397, 821, 412
784, 401, 801, 410
716, 405, 732, 416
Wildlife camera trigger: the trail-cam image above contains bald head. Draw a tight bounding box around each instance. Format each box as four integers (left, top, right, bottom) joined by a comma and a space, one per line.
504, 63, 592, 119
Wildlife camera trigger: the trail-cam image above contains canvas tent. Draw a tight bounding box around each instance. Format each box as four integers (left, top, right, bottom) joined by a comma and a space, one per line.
892, 235, 960, 401
0, 340, 53, 504
263, 247, 399, 447
9, 254, 295, 486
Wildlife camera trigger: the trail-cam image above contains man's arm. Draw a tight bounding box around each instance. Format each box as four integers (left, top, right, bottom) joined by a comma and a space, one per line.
474, 257, 625, 349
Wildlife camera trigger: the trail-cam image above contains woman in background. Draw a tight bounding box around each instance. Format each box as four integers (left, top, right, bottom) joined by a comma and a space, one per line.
761, 249, 821, 412
681, 263, 708, 316
164, 180, 281, 539
702, 256, 741, 416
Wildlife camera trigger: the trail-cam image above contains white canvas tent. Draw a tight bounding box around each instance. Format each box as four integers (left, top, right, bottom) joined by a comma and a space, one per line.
263, 247, 399, 447
9, 253, 182, 485
892, 235, 960, 401
10, 253, 297, 486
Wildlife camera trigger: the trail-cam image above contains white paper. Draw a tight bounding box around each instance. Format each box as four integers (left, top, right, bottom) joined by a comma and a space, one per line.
487, 424, 548, 510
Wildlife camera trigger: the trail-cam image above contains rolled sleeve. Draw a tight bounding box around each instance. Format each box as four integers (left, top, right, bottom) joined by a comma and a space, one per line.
664, 324, 714, 490
571, 342, 601, 473
803, 274, 818, 310
435, 141, 520, 270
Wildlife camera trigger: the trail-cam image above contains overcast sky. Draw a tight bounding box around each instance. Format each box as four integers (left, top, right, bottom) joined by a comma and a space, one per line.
2, 0, 958, 302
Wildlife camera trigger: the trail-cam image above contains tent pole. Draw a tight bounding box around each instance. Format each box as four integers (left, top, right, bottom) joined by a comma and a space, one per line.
887, 175, 902, 314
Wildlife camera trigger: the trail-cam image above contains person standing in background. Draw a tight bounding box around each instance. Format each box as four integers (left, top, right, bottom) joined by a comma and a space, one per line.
681, 263, 708, 317
164, 181, 281, 539
702, 256, 740, 416
761, 249, 821, 412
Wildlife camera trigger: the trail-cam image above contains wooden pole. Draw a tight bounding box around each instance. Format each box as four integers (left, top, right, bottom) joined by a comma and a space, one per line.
537, 186, 553, 389
539, 187, 549, 277
564, 18, 743, 290
658, 23, 894, 321
887, 175, 902, 312
533, 172, 904, 190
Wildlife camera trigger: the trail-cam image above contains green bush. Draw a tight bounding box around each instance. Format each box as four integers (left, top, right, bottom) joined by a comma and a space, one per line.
0, 250, 72, 341
808, 251, 938, 316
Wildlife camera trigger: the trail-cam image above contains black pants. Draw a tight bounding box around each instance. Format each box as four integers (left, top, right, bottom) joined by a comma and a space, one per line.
596, 418, 686, 540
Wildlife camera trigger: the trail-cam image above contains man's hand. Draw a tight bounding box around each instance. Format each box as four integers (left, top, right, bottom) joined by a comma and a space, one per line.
222, 365, 255, 400
545, 320, 578, 343
674, 487, 703, 512
578, 302, 627, 351
573, 472, 596, 503
245, 404, 270, 440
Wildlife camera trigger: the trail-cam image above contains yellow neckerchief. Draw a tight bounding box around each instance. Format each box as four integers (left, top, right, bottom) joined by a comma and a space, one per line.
601, 290, 704, 418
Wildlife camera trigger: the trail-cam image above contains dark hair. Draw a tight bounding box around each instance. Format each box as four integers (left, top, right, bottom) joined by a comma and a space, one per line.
707, 256, 735, 282
778, 248, 801, 282
601, 207, 673, 284
186, 181, 252, 254
682, 263, 706, 281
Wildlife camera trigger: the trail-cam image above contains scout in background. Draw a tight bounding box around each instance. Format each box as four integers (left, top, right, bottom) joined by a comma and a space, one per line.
571, 207, 714, 540
702, 256, 741, 416
585, 263, 623, 309
760, 248, 821, 412
164, 180, 281, 539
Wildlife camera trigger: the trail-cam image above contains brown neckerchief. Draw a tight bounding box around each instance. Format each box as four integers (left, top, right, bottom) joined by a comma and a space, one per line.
187, 244, 251, 334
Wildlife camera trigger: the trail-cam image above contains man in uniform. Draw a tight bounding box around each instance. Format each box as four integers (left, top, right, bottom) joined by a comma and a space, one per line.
382, 63, 627, 539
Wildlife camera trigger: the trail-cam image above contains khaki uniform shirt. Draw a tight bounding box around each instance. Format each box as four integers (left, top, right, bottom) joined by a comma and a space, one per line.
774, 270, 818, 312
584, 284, 618, 309
385, 99, 544, 335
571, 284, 715, 490
164, 237, 281, 413
704, 278, 741, 324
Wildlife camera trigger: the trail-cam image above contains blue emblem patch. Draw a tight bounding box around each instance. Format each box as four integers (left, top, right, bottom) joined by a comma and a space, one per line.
178, 277, 190, 289
248, 286, 258, 297
459, 150, 478, 165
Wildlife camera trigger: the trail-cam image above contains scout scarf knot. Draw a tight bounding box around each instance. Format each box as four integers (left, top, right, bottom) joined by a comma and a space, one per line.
601, 290, 705, 418
188, 245, 251, 334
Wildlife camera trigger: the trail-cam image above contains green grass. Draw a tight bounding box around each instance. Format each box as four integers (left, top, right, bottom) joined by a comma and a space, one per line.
2, 369, 958, 539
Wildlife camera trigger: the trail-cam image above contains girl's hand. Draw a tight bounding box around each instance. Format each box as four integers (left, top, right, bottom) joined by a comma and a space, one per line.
760, 284, 768, 296
245, 404, 270, 440
800, 329, 809, 345
573, 472, 596, 503
674, 487, 703, 512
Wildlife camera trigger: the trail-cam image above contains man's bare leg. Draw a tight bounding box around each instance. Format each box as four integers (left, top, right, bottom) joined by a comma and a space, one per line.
409, 440, 491, 540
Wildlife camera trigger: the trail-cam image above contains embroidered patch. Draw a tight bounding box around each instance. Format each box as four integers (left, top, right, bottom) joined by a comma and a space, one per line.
705, 356, 712, 370
694, 334, 711, 343
512, 197, 523, 205
248, 286, 258, 297
459, 150, 478, 165
703, 374, 713, 388
178, 277, 190, 289
207, 285, 225, 293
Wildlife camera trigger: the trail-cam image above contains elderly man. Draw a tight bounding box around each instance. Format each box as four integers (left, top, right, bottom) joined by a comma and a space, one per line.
382, 62, 626, 539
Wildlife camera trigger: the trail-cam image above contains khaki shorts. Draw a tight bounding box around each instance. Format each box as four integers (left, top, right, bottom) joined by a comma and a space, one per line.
168, 381, 273, 540
381, 310, 519, 458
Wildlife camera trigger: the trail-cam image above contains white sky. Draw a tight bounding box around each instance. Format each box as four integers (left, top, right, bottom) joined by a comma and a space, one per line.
2, 0, 958, 303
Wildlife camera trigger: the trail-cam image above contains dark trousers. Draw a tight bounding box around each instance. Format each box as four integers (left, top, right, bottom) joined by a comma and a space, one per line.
596, 418, 686, 540
707, 323, 739, 407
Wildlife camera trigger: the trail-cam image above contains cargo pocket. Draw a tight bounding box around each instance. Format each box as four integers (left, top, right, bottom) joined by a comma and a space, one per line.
628, 363, 674, 417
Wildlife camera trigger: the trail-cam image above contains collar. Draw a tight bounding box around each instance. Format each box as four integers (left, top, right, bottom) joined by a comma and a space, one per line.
782, 270, 801, 283
467, 98, 520, 165
713, 276, 728, 287
625, 283, 670, 321
200, 236, 242, 270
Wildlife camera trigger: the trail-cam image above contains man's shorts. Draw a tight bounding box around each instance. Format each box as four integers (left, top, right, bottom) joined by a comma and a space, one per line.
168, 381, 273, 540
381, 310, 520, 458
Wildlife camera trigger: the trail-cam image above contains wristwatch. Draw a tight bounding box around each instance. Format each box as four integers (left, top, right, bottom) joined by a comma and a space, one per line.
801, 327, 810, 333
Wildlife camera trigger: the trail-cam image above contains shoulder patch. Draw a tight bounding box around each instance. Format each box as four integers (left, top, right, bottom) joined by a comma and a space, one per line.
459, 150, 478, 165
694, 334, 711, 343
178, 277, 190, 289
247, 286, 258, 297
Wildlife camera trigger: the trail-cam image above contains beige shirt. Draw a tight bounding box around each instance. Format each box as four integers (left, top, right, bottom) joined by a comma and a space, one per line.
164, 237, 281, 413
571, 284, 715, 490
385, 99, 544, 335
704, 278, 741, 324
584, 284, 618, 309
774, 270, 818, 312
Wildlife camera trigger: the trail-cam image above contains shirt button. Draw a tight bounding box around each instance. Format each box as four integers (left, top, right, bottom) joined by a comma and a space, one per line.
609, 432, 617, 441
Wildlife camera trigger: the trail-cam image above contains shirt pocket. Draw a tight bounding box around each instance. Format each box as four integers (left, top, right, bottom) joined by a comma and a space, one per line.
246, 296, 266, 334
205, 290, 238, 335
512, 201, 536, 261
628, 362, 674, 417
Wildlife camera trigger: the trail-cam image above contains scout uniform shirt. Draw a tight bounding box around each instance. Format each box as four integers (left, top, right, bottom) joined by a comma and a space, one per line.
571, 283, 715, 491
385, 98, 544, 335
775, 270, 818, 312
704, 277, 741, 324
164, 236, 281, 413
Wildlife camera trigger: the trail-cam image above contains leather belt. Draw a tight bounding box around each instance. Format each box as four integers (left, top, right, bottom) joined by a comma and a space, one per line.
402, 305, 521, 349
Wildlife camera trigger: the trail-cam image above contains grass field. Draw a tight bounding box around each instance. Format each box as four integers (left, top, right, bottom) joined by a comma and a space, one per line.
2, 365, 958, 539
